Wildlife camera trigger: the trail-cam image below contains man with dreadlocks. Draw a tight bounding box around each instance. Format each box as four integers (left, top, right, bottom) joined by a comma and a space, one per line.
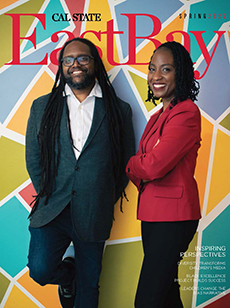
25, 37, 135, 308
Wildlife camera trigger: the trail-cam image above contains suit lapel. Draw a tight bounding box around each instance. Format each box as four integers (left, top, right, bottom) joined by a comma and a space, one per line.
61, 101, 76, 164
141, 110, 161, 142
81, 97, 106, 154
140, 109, 162, 152
141, 106, 170, 153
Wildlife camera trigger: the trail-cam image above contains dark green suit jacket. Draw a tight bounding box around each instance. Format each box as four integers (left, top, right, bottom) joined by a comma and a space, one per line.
26, 93, 135, 242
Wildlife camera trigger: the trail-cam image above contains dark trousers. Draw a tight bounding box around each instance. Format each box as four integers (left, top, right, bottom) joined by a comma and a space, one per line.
135, 220, 198, 308
27, 204, 105, 308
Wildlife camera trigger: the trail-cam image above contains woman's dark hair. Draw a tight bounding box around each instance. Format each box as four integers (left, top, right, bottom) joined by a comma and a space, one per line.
146, 41, 200, 106
30, 37, 125, 215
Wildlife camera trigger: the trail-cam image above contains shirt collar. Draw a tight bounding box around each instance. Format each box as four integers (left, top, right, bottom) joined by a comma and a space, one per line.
64, 80, 102, 99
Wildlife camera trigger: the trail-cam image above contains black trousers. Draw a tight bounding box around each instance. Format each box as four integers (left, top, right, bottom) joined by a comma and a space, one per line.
135, 220, 198, 308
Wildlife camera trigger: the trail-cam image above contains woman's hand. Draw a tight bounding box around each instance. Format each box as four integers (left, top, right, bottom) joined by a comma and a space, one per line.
141, 140, 160, 184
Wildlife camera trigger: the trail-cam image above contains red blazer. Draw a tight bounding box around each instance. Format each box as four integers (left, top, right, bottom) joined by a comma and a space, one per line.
126, 99, 201, 222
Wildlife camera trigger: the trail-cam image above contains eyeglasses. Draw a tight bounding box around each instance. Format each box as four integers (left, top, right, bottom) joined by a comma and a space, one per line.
61, 55, 94, 67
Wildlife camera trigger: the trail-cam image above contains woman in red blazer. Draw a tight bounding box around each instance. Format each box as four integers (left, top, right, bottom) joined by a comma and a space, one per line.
126, 41, 201, 307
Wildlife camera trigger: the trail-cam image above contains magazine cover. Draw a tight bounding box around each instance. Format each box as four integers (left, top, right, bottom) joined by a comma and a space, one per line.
0, 0, 229, 307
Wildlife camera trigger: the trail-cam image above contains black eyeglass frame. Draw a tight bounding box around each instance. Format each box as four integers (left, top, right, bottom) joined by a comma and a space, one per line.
61, 55, 94, 67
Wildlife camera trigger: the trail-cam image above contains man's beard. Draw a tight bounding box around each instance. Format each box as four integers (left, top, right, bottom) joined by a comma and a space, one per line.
64, 71, 95, 90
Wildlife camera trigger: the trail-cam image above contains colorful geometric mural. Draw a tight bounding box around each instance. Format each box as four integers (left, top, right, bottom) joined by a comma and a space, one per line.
0, 0, 229, 307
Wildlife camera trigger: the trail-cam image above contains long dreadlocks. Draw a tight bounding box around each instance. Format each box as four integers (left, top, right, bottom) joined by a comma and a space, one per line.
30, 37, 125, 216
146, 41, 200, 107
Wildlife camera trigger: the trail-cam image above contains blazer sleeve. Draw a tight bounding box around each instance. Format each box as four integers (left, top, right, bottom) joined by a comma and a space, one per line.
126, 105, 201, 182
123, 104, 136, 168
126, 149, 142, 189
25, 100, 41, 194
115, 102, 136, 200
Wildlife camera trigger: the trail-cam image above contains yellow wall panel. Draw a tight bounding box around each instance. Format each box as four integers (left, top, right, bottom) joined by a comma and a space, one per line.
0, 0, 18, 10
206, 129, 230, 214
4, 285, 39, 308
18, 270, 61, 308
0, 137, 29, 201
109, 182, 141, 241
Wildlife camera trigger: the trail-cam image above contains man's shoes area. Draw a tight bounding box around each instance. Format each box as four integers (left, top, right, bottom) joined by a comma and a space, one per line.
58, 257, 76, 308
